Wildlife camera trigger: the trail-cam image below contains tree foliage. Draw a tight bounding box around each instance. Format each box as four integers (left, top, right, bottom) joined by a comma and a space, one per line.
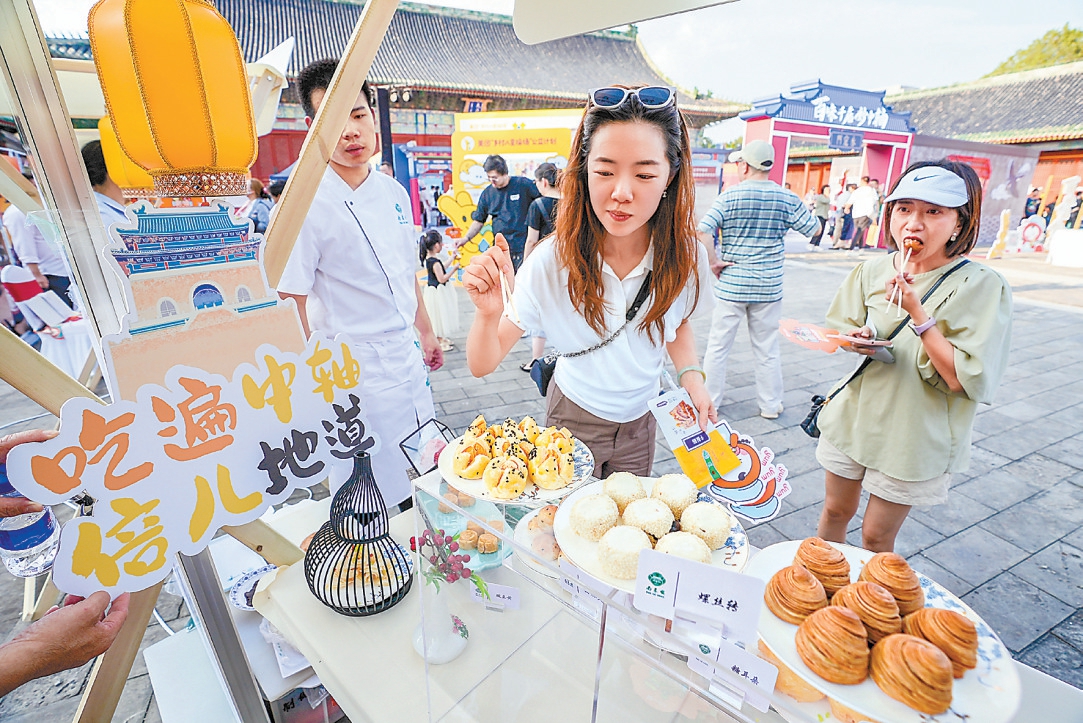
987, 24, 1083, 77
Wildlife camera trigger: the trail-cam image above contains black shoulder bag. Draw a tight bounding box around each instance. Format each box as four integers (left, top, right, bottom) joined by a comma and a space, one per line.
800, 259, 969, 438
530, 270, 652, 397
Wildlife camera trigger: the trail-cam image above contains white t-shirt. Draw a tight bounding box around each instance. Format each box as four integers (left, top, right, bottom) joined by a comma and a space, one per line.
512, 239, 714, 423
2, 204, 68, 276
849, 185, 879, 219
278, 168, 419, 343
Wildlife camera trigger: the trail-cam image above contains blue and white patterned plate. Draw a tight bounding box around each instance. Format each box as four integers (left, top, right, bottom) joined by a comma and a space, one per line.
437, 435, 595, 506
745, 540, 1021, 723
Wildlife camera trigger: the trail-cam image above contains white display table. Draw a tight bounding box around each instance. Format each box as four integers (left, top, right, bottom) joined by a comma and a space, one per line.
249, 472, 1083, 723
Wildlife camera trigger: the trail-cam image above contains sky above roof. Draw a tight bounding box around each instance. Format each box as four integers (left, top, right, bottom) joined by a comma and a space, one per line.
35, 0, 1080, 142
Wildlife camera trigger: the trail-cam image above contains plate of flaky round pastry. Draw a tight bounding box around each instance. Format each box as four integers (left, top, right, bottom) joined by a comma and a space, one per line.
744, 538, 1020, 723
438, 414, 594, 504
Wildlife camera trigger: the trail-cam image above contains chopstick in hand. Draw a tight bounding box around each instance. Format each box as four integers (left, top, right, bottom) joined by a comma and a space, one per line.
499, 268, 521, 326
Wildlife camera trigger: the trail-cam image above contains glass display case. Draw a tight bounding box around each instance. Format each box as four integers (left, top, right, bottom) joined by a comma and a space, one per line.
411, 472, 808, 723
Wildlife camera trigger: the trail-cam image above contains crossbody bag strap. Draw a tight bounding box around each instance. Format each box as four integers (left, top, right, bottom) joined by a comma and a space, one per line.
823, 258, 970, 403
561, 270, 653, 359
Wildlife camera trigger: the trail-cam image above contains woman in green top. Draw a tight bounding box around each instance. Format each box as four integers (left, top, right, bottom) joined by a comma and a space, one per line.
815, 160, 1013, 552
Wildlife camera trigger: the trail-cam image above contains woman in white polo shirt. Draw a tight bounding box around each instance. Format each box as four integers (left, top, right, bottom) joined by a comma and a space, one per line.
462, 86, 715, 476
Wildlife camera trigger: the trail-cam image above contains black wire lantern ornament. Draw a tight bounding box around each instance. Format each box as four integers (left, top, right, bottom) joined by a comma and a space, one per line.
304, 451, 413, 616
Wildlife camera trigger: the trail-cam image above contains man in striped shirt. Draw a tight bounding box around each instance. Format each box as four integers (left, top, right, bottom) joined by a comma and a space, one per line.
697, 140, 820, 419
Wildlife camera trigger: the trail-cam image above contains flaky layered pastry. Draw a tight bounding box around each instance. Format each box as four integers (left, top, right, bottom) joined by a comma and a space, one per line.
831, 581, 903, 644
765, 565, 828, 625
858, 553, 924, 616
794, 537, 851, 597
870, 634, 953, 715
903, 607, 979, 679
795, 606, 870, 685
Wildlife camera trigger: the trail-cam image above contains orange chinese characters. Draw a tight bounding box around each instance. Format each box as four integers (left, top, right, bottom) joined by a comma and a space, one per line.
152, 377, 237, 461
30, 408, 154, 495
70, 497, 168, 586
242, 355, 296, 424
306, 341, 361, 402
189, 464, 263, 543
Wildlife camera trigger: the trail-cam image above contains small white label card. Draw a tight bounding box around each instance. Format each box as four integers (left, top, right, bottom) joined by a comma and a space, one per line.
559, 558, 606, 621
634, 549, 765, 647
473, 582, 520, 610
688, 652, 745, 710
688, 638, 778, 713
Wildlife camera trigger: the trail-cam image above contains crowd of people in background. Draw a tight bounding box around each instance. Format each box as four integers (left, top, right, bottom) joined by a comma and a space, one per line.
1025, 185, 1083, 227
804, 175, 885, 252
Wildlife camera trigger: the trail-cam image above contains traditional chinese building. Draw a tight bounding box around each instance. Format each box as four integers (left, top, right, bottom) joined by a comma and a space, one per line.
103, 204, 305, 401
887, 60, 1083, 194
45, 1, 744, 185
740, 80, 916, 198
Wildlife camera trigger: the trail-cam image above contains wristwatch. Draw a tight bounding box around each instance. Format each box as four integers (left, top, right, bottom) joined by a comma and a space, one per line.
910, 317, 936, 336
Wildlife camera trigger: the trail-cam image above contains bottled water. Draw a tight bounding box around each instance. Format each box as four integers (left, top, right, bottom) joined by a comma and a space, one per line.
0, 461, 60, 577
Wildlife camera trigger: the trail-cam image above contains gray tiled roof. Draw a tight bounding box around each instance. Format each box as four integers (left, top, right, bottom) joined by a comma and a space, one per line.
214, 0, 743, 119
887, 61, 1083, 144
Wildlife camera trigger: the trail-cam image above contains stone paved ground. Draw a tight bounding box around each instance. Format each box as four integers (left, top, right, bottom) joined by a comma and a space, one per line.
0, 247, 1080, 720
429, 249, 1083, 691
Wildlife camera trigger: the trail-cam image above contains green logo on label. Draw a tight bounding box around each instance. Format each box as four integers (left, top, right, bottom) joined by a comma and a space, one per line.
648, 572, 665, 586
699, 644, 711, 655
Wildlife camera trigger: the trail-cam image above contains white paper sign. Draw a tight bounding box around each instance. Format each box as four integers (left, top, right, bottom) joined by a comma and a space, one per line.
634, 549, 765, 646
473, 582, 520, 610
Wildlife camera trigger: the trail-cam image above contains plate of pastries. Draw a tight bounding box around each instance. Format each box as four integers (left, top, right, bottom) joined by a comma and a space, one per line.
419, 482, 511, 573
512, 504, 562, 578
439, 415, 595, 503
552, 471, 749, 593
745, 538, 1021, 723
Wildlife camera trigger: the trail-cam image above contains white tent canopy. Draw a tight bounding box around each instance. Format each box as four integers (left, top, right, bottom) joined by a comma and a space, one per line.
513, 0, 735, 44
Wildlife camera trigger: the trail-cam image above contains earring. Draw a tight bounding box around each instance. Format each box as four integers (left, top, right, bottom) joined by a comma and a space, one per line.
950, 232, 958, 241
662, 190, 667, 198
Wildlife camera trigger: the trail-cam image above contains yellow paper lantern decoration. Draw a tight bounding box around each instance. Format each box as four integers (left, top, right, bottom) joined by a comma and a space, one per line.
88, 0, 256, 197
97, 116, 154, 199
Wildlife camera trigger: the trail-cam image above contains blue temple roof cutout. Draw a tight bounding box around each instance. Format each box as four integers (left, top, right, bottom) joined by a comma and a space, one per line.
740, 79, 915, 133
112, 204, 260, 276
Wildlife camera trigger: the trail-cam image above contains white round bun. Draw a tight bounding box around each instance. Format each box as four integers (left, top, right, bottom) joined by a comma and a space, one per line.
680, 502, 734, 550
603, 472, 646, 514
597, 525, 653, 579
655, 531, 711, 564
651, 474, 699, 518
569, 493, 619, 542
622, 497, 675, 540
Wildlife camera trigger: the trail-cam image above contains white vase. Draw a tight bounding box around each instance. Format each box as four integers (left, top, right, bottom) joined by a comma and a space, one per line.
412, 581, 468, 664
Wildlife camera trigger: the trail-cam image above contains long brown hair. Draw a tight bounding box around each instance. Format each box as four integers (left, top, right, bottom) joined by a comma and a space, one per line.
554, 86, 700, 344
884, 159, 982, 257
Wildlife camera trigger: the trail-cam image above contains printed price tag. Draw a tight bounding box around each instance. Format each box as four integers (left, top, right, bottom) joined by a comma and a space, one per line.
634, 549, 765, 647
473, 582, 520, 610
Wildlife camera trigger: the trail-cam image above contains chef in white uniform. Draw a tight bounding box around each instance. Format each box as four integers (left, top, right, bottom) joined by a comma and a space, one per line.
278, 60, 442, 507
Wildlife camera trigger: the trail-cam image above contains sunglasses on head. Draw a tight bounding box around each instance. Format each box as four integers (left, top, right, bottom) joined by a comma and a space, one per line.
589, 86, 676, 110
